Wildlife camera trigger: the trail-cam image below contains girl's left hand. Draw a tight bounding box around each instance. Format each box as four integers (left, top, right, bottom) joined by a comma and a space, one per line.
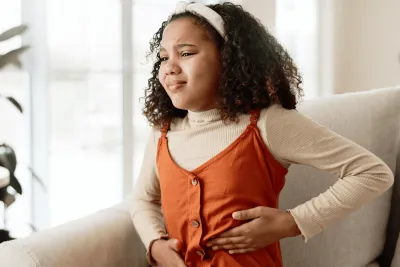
206, 206, 301, 254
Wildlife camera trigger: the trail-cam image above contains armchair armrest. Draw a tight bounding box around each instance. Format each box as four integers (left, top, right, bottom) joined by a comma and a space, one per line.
0, 199, 147, 267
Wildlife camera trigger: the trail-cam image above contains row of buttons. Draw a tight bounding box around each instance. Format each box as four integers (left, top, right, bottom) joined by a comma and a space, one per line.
190, 178, 200, 228
191, 178, 200, 228
190, 177, 204, 257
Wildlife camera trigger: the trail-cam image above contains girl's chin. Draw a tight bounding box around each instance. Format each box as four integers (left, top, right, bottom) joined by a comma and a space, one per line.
171, 98, 189, 110
169, 95, 190, 109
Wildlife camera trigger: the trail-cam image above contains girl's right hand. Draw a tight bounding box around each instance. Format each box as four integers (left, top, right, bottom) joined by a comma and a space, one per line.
151, 238, 187, 267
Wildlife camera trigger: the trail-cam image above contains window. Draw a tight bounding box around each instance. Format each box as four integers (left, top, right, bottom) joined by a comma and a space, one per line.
276, 0, 319, 99
46, 0, 124, 227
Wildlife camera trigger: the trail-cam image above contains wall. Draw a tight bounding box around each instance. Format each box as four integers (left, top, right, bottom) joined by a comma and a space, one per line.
239, 0, 276, 33
331, 0, 400, 94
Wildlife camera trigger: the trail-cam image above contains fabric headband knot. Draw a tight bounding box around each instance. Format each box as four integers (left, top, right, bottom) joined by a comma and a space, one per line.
174, 1, 227, 41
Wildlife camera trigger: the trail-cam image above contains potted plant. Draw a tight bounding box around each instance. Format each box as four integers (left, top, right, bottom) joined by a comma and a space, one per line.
0, 25, 45, 243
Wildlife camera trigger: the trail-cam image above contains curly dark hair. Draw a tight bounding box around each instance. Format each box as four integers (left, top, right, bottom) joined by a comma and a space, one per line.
143, 2, 303, 128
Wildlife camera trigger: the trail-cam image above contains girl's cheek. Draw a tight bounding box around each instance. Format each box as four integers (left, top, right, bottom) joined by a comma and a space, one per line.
158, 72, 167, 89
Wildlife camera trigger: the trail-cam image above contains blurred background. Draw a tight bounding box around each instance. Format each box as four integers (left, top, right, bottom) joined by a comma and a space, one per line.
0, 0, 399, 240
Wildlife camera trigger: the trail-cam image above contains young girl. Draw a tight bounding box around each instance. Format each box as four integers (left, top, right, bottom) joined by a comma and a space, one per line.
131, 2, 394, 267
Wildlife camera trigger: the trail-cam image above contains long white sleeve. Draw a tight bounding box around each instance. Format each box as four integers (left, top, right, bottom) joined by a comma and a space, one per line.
130, 131, 166, 249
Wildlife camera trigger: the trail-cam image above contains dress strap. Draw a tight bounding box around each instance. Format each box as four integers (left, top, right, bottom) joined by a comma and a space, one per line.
249, 109, 261, 125
160, 121, 170, 137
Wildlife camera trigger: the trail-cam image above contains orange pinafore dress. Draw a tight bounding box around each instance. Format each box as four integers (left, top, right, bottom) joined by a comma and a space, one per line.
157, 109, 288, 267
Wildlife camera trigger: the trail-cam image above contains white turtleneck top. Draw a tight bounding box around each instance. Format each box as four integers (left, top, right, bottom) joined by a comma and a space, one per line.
131, 104, 394, 250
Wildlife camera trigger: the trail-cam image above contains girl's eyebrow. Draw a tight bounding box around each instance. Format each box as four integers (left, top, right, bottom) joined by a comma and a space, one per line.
176, 43, 197, 49
159, 43, 198, 53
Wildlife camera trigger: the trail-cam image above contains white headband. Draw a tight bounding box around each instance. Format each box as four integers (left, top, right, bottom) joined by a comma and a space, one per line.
174, 1, 227, 41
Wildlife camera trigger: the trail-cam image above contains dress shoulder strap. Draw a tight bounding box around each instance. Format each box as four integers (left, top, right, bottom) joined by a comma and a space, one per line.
249, 109, 261, 125
160, 121, 170, 137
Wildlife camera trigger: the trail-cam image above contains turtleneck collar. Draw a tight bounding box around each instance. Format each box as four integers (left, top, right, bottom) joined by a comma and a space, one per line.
187, 108, 220, 125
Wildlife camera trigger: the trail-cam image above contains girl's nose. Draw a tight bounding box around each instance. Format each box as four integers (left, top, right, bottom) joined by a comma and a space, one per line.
166, 58, 182, 75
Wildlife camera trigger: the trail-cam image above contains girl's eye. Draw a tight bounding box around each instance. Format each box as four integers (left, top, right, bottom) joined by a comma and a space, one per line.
160, 56, 168, 62
182, 52, 194, 57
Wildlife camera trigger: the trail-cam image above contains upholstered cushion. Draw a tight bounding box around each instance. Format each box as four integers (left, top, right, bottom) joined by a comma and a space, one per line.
0, 200, 148, 267
280, 86, 400, 267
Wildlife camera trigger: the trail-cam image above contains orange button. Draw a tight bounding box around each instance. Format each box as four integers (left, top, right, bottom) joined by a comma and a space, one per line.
196, 250, 204, 256
191, 178, 198, 186
191, 220, 200, 228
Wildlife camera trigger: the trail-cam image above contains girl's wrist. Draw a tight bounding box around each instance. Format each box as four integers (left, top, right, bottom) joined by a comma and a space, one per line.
283, 210, 302, 237
147, 239, 160, 266
147, 235, 168, 266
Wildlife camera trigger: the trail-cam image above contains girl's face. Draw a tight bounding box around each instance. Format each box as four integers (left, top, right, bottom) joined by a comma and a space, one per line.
158, 17, 221, 111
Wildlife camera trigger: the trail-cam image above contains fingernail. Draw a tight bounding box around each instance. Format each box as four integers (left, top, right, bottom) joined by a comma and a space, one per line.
232, 212, 239, 219
206, 243, 211, 247
229, 250, 234, 254
212, 246, 218, 250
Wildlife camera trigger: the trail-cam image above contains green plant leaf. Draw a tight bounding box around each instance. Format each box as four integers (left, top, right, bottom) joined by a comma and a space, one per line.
5, 96, 23, 113
27, 167, 46, 192
0, 144, 17, 172
0, 46, 30, 70
9, 174, 22, 195
0, 25, 28, 42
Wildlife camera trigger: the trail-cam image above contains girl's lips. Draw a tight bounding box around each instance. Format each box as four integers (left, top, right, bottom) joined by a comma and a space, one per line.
167, 80, 187, 85
167, 82, 187, 91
